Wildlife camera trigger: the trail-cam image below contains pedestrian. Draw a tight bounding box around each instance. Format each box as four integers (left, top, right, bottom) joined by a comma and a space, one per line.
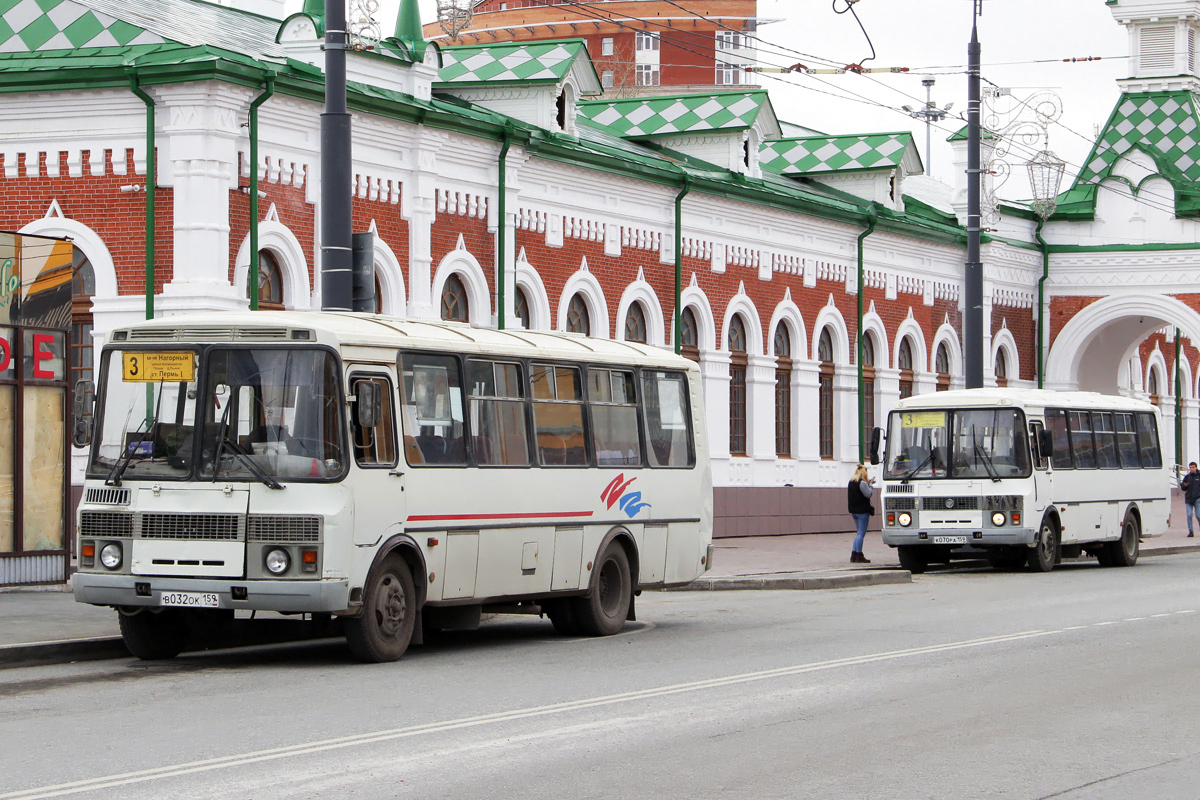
848, 463, 875, 563
1181, 461, 1200, 538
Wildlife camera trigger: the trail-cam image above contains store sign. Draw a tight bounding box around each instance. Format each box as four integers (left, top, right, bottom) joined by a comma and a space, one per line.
0, 326, 13, 380
0, 231, 75, 328
23, 329, 65, 381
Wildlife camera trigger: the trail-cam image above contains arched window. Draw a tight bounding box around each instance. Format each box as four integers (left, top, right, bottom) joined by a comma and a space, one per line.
248, 250, 284, 310
566, 293, 590, 335
441, 274, 469, 322
681, 307, 699, 362
898, 337, 914, 399
71, 251, 95, 435
1148, 368, 1160, 405
514, 286, 531, 329
995, 349, 1008, 388
729, 315, 748, 456
861, 332, 876, 453
818, 327, 834, 459
373, 274, 383, 315
774, 324, 792, 457
624, 301, 647, 343
935, 342, 951, 392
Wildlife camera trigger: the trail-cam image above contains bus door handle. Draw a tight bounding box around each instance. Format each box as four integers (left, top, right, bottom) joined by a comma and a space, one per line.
389, 470, 405, 478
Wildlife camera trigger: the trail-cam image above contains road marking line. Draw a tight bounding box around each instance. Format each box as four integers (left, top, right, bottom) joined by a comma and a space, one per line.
0, 629, 1057, 800
1094, 621, 1118, 626
1124, 617, 1146, 622
1062, 625, 1086, 631
1150, 614, 1172, 618
1178, 609, 1198, 614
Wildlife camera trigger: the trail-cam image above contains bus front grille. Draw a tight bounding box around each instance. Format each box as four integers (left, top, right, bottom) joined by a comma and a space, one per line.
922, 497, 980, 511
885, 497, 916, 511
247, 515, 322, 543
140, 513, 243, 541
80, 511, 134, 538
84, 487, 131, 506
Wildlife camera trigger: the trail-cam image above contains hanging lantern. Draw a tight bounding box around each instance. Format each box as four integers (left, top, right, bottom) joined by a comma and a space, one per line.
438, 0, 474, 41
1027, 149, 1066, 220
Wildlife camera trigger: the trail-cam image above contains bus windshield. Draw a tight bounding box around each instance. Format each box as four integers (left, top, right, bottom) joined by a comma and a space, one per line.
884, 407, 1031, 481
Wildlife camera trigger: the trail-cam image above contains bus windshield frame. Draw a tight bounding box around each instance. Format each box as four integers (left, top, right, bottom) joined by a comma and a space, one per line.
884, 406, 1032, 481
88, 344, 347, 484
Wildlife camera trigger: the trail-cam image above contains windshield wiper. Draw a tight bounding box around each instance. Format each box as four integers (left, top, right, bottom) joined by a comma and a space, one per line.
105, 383, 165, 487
971, 427, 1001, 483
210, 399, 283, 490
901, 450, 934, 483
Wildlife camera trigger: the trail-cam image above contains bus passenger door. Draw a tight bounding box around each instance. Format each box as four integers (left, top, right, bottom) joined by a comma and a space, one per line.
348, 370, 405, 546
1029, 420, 1051, 514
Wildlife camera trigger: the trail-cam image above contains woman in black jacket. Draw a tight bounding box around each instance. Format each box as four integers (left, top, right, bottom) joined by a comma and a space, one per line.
848, 463, 875, 563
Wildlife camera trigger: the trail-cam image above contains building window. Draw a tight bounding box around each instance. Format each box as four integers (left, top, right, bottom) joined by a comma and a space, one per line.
935, 342, 951, 392
441, 274, 469, 322
249, 249, 284, 309
995, 348, 1008, 388
601, 37, 614, 56
729, 315, 747, 456
681, 306, 699, 362
602, 70, 614, 89
1148, 368, 1160, 405
716, 62, 742, 85
898, 336, 914, 399
566, 293, 590, 335
716, 30, 744, 50
514, 286, 531, 329
862, 332, 876, 453
636, 31, 659, 51
636, 64, 660, 86
818, 327, 834, 459
774, 324, 792, 458
71, 252, 95, 434
624, 302, 647, 343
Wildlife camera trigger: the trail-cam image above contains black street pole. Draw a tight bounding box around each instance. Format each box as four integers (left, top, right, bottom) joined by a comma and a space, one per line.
964, 5, 984, 389
321, 0, 353, 312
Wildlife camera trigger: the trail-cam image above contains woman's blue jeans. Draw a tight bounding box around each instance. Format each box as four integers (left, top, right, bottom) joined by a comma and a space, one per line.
851, 512, 870, 553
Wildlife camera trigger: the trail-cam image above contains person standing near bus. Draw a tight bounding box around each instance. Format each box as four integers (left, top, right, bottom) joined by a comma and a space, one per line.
1181, 461, 1200, 538
848, 464, 875, 563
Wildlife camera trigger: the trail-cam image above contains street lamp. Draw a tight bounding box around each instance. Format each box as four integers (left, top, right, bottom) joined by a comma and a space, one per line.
438, 0, 474, 41
903, 78, 953, 177
1026, 148, 1066, 220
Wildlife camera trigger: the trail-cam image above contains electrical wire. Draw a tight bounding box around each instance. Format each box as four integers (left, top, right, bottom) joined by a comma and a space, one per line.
831, 0, 876, 68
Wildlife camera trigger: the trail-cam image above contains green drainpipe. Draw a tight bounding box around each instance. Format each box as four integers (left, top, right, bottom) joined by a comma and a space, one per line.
857, 214, 876, 464
248, 76, 275, 311
497, 131, 511, 329
1177, 328, 1183, 469
129, 74, 155, 321
674, 177, 691, 355
1035, 218, 1049, 388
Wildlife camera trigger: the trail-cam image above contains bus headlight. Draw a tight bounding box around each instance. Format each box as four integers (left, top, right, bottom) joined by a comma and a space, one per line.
898, 512, 912, 527
992, 512, 1006, 526
265, 548, 290, 575
99, 542, 122, 570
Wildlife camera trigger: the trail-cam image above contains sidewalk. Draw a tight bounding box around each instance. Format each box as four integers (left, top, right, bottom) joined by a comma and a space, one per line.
3, 491, 1199, 666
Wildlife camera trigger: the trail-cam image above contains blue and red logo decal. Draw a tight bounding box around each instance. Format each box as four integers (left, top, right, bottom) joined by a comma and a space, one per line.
601, 473, 651, 518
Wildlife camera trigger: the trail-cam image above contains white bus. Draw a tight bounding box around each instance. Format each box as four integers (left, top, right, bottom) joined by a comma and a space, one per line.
877, 389, 1169, 574
72, 312, 713, 662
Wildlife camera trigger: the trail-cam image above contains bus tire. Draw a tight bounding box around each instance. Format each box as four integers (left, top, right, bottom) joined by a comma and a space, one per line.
344, 555, 416, 663
573, 541, 632, 636
986, 546, 1027, 571
118, 609, 187, 660
897, 546, 928, 574
544, 599, 582, 636
1027, 517, 1059, 572
1104, 512, 1140, 568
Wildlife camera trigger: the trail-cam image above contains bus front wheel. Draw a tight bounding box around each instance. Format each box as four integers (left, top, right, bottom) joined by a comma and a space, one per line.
1104, 512, 1140, 568
897, 546, 928, 574
1028, 518, 1059, 572
573, 541, 632, 636
118, 608, 188, 660
345, 555, 416, 663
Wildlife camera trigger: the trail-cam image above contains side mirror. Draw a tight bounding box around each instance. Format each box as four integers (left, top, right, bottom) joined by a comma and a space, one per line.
1038, 429, 1054, 460
355, 382, 382, 428
72, 379, 94, 448
869, 427, 883, 465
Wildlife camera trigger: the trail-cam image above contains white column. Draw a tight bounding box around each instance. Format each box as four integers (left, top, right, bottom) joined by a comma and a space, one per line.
747, 354, 777, 464
834, 363, 859, 463
794, 360, 820, 461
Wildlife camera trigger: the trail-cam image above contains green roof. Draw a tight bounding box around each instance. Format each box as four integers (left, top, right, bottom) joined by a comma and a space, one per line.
760, 132, 918, 175
0, 0, 166, 52
437, 39, 588, 85
577, 91, 770, 138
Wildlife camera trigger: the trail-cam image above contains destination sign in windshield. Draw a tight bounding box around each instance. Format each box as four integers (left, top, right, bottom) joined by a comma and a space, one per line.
121, 352, 196, 383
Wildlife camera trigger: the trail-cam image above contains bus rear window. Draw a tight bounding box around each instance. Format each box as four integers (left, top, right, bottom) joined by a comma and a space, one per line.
1136, 412, 1162, 468
642, 370, 693, 468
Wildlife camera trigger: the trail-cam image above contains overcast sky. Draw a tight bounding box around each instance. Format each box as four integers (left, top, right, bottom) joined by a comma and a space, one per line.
289, 0, 1131, 199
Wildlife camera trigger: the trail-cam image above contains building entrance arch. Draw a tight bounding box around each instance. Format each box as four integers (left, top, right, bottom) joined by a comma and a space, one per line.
1046, 294, 1200, 393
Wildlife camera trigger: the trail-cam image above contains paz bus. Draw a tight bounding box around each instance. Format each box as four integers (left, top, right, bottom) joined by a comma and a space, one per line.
72, 312, 713, 662
877, 389, 1169, 574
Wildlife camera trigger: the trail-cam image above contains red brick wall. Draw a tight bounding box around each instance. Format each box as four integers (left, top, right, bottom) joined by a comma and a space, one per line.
991, 303, 1036, 382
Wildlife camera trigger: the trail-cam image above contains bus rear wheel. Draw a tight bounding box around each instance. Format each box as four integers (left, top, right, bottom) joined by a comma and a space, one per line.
544, 599, 582, 636
1103, 512, 1140, 568
1027, 517, 1059, 572
118, 608, 188, 660
897, 546, 928, 574
573, 541, 632, 636
345, 555, 416, 663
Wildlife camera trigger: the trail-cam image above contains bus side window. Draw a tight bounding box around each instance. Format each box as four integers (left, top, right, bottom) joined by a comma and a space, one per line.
398, 353, 467, 466
1068, 410, 1096, 469
1115, 412, 1140, 468
1135, 412, 1162, 468
1093, 412, 1118, 469
589, 368, 641, 466
642, 370, 694, 468
350, 375, 397, 468
1029, 421, 1048, 470
531, 364, 587, 466
1045, 408, 1073, 470
467, 360, 530, 466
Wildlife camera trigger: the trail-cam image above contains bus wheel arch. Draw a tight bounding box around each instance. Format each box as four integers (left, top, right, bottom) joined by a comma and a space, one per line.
375, 534, 429, 609
1105, 507, 1141, 568
573, 529, 637, 636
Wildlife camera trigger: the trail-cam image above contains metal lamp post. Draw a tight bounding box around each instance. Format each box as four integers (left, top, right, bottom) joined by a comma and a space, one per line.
437, 0, 473, 40
903, 78, 953, 177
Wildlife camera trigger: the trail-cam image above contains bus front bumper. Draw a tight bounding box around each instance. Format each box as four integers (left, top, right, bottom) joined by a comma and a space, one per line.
881, 527, 1037, 548
72, 573, 351, 614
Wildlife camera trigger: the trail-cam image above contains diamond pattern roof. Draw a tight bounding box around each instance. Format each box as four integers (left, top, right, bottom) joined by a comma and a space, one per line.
1076, 91, 1200, 185
0, 0, 164, 53
577, 91, 768, 137
760, 133, 914, 174
438, 40, 586, 84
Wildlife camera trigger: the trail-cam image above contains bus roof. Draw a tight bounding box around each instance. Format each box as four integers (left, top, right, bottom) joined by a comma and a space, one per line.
892, 387, 1157, 414
107, 311, 697, 370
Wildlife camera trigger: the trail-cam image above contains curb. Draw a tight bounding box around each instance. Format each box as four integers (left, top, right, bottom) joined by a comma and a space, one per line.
1142, 544, 1200, 557
674, 569, 912, 591
0, 636, 128, 668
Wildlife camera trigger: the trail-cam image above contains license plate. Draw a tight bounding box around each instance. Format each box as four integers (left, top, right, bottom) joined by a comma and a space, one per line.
932, 536, 968, 545
160, 591, 219, 608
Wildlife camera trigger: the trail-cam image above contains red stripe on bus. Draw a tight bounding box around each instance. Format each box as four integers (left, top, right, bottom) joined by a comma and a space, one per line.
406, 511, 595, 522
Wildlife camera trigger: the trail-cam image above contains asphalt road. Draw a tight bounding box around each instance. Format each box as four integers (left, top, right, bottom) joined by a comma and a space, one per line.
4, 555, 1200, 800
